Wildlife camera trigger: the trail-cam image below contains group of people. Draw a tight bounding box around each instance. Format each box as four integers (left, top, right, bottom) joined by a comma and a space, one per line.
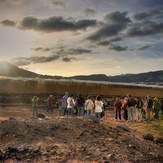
114, 94, 163, 122
62, 92, 105, 122
31, 93, 163, 123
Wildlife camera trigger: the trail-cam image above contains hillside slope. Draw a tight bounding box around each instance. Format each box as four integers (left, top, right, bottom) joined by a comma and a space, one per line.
0, 61, 38, 78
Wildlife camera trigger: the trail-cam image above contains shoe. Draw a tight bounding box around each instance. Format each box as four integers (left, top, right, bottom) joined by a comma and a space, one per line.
114, 119, 117, 122
119, 119, 121, 121
123, 119, 125, 121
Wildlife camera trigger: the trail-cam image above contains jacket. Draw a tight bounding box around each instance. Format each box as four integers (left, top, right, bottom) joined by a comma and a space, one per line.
95, 100, 103, 113
114, 100, 122, 111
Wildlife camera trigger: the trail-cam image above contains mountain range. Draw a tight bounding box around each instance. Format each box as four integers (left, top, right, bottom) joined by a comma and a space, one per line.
0, 61, 163, 82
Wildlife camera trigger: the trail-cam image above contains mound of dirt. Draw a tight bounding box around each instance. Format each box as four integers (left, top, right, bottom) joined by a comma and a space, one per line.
0, 116, 163, 162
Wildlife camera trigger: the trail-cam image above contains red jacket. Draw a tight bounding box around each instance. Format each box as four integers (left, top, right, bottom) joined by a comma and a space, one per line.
48, 97, 53, 104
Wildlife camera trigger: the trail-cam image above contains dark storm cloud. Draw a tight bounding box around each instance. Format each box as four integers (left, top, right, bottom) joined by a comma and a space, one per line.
125, 7, 163, 37
134, 7, 163, 20
84, 8, 96, 16
0, 20, 16, 27
66, 48, 92, 55
125, 22, 163, 37
130, 45, 150, 52
109, 44, 127, 51
0, 16, 97, 32
86, 12, 131, 42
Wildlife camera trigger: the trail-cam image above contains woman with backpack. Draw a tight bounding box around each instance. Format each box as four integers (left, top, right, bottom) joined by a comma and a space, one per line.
85, 96, 94, 117
67, 94, 75, 116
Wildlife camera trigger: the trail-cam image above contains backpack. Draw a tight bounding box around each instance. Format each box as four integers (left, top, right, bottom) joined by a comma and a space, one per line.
69, 99, 74, 107
138, 101, 143, 109
128, 97, 135, 107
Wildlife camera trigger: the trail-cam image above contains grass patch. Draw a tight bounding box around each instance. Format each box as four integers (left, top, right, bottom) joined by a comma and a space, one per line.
147, 119, 163, 136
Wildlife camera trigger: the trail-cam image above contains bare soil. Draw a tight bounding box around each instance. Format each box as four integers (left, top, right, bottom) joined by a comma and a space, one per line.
0, 107, 163, 163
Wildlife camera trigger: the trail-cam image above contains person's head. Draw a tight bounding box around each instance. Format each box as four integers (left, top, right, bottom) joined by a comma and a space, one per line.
78, 94, 81, 97
70, 93, 73, 97
96, 96, 101, 101
127, 94, 131, 98
147, 95, 151, 99
33, 96, 37, 99
116, 97, 119, 101
124, 97, 128, 102
154, 97, 158, 101
65, 92, 69, 96
50, 95, 52, 97
87, 96, 90, 99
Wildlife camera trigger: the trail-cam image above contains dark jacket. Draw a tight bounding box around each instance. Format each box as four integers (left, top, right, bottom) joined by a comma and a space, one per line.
147, 98, 153, 108
77, 96, 85, 107
127, 97, 136, 107
136, 100, 143, 109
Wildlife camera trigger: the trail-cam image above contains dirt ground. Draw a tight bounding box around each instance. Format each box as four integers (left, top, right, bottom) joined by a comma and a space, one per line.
0, 107, 163, 163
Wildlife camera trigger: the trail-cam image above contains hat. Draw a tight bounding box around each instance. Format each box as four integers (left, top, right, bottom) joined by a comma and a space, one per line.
50, 95, 53, 97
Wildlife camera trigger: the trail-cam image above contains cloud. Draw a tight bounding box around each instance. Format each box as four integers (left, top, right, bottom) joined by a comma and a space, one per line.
108, 44, 127, 51
0, 0, 26, 5
86, 12, 131, 42
130, 45, 150, 52
0, 20, 16, 27
84, 8, 96, 16
11, 54, 60, 66
98, 37, 123, 46
134, 7, 163, 20
0, 16, 97, 33
10, 47, 93, 66
49, 1, 66, 9
125, 7, 163, 37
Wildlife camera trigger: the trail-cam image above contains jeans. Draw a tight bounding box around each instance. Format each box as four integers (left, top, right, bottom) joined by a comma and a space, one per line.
135, 108, 142, 120
68, 107, 74, 116
62, 107, 68, 116
77, 106, 84, 116
128, 106, 135, 122
47, 103, 53, 112
123, 110, 128, 120
33, 106, 38, 116
86, 110, 93, 117
115, 111, 121, 120
95, 112, 101, 123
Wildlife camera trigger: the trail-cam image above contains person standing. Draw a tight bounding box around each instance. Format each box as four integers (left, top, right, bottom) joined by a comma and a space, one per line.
153, 97, 161, 120
47, 95, 54, 112
135, 97, 143, 121
146, 95, 153, 120
160, 100, 163, 119
114, 97, 122, 121
62, 92, 69, 116
122, 97, 128, 121
85, 96, 94, 117
67, 94, 75, 116
32, 96, 39, 116
77, 94, 85, 117
95, 96, 103, 123
127, 94, 136, 122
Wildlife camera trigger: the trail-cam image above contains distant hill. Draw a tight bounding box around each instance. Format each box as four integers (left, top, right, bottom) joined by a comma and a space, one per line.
0, 61, 162, 82
0, 61, 39, 78
70, 71, 163, 82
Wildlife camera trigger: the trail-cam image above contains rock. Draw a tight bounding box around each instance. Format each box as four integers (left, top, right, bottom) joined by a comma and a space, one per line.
87, 116, 98, 123
155, 138, 163, 144
143, 133, 154, 141
37, 113, 46, 118
9, 117, 15, 121
117, 124, 130, 132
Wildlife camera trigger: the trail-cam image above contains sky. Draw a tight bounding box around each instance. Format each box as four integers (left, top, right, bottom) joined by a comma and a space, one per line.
0, 0, 163, 77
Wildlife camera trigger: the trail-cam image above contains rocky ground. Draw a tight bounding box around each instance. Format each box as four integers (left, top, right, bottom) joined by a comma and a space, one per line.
0, 111, 163, 163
